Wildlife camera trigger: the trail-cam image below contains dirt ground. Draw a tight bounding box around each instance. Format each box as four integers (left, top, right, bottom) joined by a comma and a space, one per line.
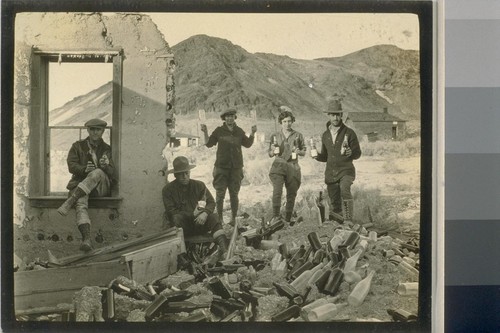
13, 152, 420, 322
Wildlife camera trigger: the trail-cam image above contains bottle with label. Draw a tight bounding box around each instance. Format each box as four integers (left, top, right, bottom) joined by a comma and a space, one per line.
291, 140, 297, 160
273, 135, 280, 155
340, 135, 349, 155
310, 138, 318, 158
194, 191, 207, 217
347, 270, 375, 306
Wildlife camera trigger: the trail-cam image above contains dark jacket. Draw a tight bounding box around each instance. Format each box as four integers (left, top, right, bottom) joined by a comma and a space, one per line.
206, 123, 254, 169
316, 122, 361, 183
162, 179, 216, 221
268, 129, 306, 176
66, 137, 116, 190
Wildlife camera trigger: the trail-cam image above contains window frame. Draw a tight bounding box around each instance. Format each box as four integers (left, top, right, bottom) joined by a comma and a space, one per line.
28, 49, 123, 208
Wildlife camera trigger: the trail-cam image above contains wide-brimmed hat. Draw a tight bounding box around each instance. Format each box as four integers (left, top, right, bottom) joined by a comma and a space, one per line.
167, 156, 196, 174
220, 108, 237, 120
84, 118, 107, 128
323, 99, 343, 114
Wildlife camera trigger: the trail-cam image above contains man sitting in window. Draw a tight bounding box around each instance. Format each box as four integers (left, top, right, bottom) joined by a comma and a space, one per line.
162, 156, 228, 260
57, 118, 116, 252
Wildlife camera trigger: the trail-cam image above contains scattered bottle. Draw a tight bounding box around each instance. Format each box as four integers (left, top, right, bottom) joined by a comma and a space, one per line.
348, 270, 375, 306
271, 305, 301, 322
307, 302, 347, 322
343, 248, 363, 274
317, 191, 325, 223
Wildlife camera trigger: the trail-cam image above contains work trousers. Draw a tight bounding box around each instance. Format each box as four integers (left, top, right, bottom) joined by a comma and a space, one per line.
326, 175, 354, 214
212, 167, 244, 219
170, 212, 222, 237
73, 168, 111, 226
269, 163, 301, 216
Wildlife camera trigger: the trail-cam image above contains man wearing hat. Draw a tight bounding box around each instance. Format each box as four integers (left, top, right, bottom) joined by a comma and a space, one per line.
313, 99, 361, 225
200, 108, 257, 226
57, 118, 116, 252
162, 156, 228, 258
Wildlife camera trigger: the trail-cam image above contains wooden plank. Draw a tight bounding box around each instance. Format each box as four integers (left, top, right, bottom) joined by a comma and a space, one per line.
14, 260, 129, 312
16, 290, 77, 313
15, 261, 128, 296
50, 227, 178, 266
74, 229, 183, 265
120, 237, 183, 284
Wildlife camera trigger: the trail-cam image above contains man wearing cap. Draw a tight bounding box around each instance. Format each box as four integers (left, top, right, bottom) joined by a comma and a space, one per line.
162, 156, 228, 258
313, 99, 361, 225
57, 118, 116, 252
200, 108, 257, 226
268, 106, 306, 225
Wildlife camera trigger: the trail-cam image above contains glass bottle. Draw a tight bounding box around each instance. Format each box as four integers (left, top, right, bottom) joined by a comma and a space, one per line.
310, 138, 318, 158
273, 136, 280, 155
343, 248, 362, 274
307, 302, 347, 322
291, 140, 297, 160
340, 135, 349, 155
347, 270, 375, 306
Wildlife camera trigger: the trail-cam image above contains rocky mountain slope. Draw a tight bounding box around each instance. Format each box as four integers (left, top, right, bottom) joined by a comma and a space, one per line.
50, 35, 420, 126
171, 35, 420, 120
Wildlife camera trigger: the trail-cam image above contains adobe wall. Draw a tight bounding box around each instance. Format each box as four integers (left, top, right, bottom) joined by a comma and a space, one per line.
13, 13, 174, 241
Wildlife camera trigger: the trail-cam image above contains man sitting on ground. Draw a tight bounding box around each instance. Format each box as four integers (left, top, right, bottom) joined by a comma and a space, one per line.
162, 156, 228, 259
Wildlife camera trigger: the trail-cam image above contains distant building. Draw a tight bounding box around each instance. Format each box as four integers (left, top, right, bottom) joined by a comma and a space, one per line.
348, 108, 407, 141
169, 132, 199, 147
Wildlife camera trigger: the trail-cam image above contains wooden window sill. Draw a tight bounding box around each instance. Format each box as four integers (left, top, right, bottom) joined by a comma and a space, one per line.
29, 196, 122, 209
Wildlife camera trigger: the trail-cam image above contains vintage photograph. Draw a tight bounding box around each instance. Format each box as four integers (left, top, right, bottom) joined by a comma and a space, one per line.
8, 3, 432, 329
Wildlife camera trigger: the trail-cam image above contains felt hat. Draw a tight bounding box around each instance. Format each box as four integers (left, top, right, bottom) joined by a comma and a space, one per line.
220, 108, 237, 120
323, 99, 343, 114
84, 118, 107, 128
167, 156, 196, 174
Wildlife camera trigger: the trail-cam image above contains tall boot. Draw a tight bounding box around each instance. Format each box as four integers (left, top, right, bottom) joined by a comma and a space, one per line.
78, 223, 93, 252
58, 187, 86, 216
213, 229, 228, 260
285, 211, 293, 223
342, 199, 354, 226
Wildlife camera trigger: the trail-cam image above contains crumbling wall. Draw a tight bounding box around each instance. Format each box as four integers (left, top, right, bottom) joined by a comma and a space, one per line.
14, 13, 174, 241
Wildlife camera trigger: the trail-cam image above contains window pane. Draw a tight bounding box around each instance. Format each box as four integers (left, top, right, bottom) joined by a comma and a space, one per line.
49, 128, 111, 193
50, 128, 80, 193
48, 62, 113, 126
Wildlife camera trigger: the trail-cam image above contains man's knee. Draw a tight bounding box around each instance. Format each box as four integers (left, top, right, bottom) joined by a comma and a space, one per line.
88, 168, 106, 180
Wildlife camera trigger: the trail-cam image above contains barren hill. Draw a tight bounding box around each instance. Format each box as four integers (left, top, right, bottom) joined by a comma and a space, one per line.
172, 35, 420, 120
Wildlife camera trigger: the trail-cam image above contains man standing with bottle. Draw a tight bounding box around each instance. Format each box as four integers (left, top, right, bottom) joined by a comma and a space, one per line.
200, 108, 257, 226
162, 156, 228, 259
57, 118, 116, 252
268, 106, 306, 225
313, 99, 361, 225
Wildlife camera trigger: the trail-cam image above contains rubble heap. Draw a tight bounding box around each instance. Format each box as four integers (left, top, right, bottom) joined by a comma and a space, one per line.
16, 209, 420, 323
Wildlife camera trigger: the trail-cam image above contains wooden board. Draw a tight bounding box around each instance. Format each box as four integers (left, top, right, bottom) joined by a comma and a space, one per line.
120, 237, 183, 284
14, 260, 129, 312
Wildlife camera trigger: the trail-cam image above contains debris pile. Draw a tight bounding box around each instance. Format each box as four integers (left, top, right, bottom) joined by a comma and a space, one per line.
16, 208, 420, 322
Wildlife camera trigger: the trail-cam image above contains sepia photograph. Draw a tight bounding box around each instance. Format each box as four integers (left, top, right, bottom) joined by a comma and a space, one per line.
4, 1, 434, 331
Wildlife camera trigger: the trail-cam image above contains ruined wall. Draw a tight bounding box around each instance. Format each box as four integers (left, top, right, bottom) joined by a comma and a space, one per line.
14, 13, 174, 239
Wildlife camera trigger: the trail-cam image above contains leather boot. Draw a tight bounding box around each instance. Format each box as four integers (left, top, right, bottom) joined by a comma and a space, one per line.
342, 199, 354, 226
213, 230, 228, 260
58, 187, 86, 216
78, 223, 93, 252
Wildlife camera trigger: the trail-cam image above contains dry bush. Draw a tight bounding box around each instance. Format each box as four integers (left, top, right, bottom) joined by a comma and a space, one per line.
361, 137, 421, 158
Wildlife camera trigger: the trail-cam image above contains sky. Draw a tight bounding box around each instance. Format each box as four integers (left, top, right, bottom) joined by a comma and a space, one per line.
149, 13, 420, 60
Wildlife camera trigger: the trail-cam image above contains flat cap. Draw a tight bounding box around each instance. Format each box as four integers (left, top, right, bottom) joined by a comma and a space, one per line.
220, 108, 237, 119
84, 118, 107, 128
